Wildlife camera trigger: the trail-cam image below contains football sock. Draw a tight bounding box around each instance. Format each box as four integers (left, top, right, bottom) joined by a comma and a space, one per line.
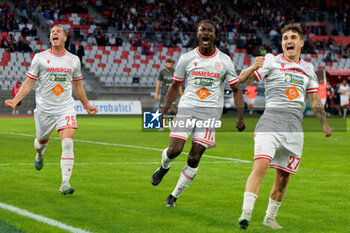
60, 138, 74, 185
34, 138, 47, 160
265, 198, 282, 219
171, 165, 198, 198
343, 108, 347, 119
242, 192, 258, 213
161, 148, 174, 169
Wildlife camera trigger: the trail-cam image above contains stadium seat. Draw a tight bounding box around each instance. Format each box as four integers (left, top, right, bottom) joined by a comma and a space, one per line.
94, 54, 102, 59
98, 63, 106, 68
132, 63, 140, 69
152, 64, 160, 69
114, 59, 121, 64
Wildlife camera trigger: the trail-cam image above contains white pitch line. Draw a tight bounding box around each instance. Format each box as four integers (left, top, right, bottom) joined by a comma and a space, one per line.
0, 161, 242, 166
0, 202, 92, 233
0, 132, 251, 163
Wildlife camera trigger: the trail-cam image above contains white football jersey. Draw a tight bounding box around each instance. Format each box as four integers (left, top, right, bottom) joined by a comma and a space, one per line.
26, 49, 82, 114
253, 53, 318, 118
339, 84, 350, 97
173, 47, 238, 108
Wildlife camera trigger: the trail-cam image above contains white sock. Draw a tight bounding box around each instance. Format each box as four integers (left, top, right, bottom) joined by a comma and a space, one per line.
171, 165, 198, 198
15, 110, 19, 114
60, 138, 74, 185
265, 198, 282, 219
161, 148, 174, 169
242, 192, 258, 213
34, 138, 47, 160
343, 109, 347, 118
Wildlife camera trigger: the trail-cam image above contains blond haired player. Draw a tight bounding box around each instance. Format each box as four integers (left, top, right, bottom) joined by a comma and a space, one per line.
5, 25, 98, 194
237, 23, 333, 230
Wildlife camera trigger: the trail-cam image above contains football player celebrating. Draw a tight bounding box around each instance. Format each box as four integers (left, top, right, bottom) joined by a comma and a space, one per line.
5, 25, 97, 194
151, 19, 245, 206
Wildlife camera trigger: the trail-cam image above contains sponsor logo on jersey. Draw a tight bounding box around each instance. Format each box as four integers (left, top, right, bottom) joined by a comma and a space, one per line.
47, 60, 50, 64
194, 77, 213, 86
194, 62, 198, 67
195, 87, 211, 100
284, 74, 304, 85
67, 59, 73, 66
46, 67, 72, 73
51, 84, 65, 96
284, 85, 300, 101
49, 74, 67, 81
191, 70, 220, 78
281, 63, 285, 68
215, 62, 221, 70
280, 68, 306, 76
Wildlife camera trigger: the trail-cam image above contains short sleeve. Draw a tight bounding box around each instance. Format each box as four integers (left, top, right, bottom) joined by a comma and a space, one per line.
158, 70, 163, 81
306, 64, 318, 94
225, 58, 238, 85
253, 53, 274, 82
173, 55, 186, 82
26, 54, 40, 80
72, 58, 83, 81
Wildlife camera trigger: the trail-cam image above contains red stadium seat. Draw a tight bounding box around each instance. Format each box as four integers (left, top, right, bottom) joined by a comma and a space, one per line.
121, 54, 128, 59
98, 46, 104, 51
98, 63, 106, 68
122, 51, 129, 56
152, 64, 160, 69
319, 50, 325, 55
326, 62, 332, 67
318, 66, 325, 70
30, 53, 35, 59
166, 51, 173, 56
168, 47, 174, 52
37, 40, 43, 45
114, 59, 121, 64
159, 55, 166, 61
174, 47, 181, 52
146, 55, 153, 60
312, 54, 318, 58
133, 55, 141, 60
123, 67, 131, 73
131, 47, 137, 51
103, 50, 110, 55
87, 59, 94, 63
141, 59, 148, 64
132, 63, 140, 69
94, 54, 102, 59
74, 41, 81, 46
111, 46, 118, 51
304, 58, 311, 62
244, 56, 251, 66
86, 45, 92, 51
21, 61, 30, 67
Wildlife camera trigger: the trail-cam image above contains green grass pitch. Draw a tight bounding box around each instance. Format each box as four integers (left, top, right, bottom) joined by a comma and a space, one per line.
0, 115, 349, 233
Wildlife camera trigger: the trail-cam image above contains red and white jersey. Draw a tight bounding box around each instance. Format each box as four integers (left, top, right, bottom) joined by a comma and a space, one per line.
253, 53, 318, 118
173, 47, 238, 108
26, 49, 82, 114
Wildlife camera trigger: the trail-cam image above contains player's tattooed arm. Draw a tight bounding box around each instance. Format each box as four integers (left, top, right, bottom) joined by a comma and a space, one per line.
238, 56, 264, 83
308, 93, 333, 137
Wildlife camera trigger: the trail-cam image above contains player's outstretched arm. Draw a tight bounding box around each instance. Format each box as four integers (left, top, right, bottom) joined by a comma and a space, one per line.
308, 93, 333, 137
4, 77, 35, 110
238, 56, 264, 83
230, 82, 245, 132
72, 80, 98, 115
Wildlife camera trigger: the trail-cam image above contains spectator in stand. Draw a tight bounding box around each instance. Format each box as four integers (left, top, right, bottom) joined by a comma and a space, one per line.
131, 33, 142, 47
17, 36, 33, 53
87, 34, 97, 45
323, 52, 332, 62
343, 44, 350, 58
96, 34, 107, 46
69, 41, 76, 54
109, 34, 116, 46
115, 34, 123, 46
142, 38, 151, 55
30, 25, 38, 37
11, 81, 22, 115
77, 45, 85, 64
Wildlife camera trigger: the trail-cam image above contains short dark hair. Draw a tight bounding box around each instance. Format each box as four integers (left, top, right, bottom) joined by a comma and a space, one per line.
166, 58, 173, 63
281, 23, 303, 39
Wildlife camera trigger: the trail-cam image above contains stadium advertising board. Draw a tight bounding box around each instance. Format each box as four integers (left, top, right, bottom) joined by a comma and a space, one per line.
74, 100, 142, 115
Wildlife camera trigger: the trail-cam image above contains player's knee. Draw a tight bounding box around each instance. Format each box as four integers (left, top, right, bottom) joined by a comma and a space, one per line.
187, 154, 200, 168
62, 138, 74, 157
167, 145, 182, 158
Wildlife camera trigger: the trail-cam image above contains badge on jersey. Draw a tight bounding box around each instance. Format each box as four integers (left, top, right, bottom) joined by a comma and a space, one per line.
196, 87, 211, 100
143, 110, 161, 129
284, 86, 300, 101
51, 84, 65, 96
194, 77, 213, 86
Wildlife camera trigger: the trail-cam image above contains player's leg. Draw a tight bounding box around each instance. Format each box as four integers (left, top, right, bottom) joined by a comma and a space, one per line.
238, 158, 270, 229
166, 142, 206, 207
152, 137, 186, 186
34, 111, 55, 171
58, 128, 76, 195
263, 169, 289, 229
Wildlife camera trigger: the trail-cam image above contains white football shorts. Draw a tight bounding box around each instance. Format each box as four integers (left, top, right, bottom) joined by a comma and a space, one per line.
34, 109, 78, 140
